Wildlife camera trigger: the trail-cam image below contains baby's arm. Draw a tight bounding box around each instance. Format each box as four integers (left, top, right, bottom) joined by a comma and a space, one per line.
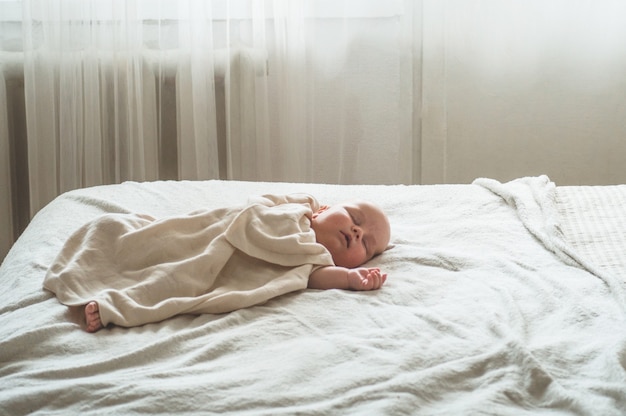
308, 266, 387, 291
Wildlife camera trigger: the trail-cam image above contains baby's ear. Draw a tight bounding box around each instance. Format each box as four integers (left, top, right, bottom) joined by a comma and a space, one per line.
312, 205, 329, 219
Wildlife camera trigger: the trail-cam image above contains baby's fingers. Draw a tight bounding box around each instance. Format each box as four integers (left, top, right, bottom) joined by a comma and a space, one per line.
349, 269, 387, 291
366, 270, 382, 290
376, 271, 388, 289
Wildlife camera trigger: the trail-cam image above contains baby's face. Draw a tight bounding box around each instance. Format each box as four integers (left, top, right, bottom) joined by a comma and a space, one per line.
311, 201, 390, 268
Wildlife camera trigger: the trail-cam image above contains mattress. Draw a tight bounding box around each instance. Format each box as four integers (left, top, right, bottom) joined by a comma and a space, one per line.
1, 176, 625, 415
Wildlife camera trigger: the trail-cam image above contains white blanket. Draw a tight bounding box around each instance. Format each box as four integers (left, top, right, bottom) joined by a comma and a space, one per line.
1, 176, 625, 415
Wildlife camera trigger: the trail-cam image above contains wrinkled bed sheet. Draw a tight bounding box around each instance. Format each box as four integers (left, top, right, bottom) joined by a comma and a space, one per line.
1, 176, 625, 415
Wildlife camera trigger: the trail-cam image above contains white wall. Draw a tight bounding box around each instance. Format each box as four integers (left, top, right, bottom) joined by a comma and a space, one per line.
420, 0, 626, 185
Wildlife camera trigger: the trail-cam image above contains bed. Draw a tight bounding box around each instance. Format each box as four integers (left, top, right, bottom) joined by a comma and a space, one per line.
1, 175, 625, 415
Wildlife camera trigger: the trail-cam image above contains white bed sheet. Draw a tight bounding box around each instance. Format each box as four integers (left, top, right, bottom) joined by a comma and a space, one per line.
1, 176, 625, 415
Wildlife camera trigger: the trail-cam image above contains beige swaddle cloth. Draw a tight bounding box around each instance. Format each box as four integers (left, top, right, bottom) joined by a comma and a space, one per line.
44, 194, 334, 327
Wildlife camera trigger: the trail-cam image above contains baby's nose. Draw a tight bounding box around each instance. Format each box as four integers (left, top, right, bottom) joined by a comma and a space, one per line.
352, 225, 362, 239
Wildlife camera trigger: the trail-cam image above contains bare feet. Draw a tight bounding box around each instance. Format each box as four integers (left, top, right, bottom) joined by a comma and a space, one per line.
84, 301, 103, 333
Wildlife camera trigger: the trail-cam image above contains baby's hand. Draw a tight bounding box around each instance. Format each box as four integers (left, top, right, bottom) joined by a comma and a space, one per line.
347, 267, 387, 291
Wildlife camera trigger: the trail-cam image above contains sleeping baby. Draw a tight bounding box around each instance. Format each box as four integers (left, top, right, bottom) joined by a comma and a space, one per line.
43, 194, 390, 332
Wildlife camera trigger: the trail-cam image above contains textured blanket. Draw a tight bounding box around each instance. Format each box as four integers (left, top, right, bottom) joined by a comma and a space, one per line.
1, 176, 625, 415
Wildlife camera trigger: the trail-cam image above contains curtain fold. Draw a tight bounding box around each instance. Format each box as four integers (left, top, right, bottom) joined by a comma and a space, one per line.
0, 69, 12, 259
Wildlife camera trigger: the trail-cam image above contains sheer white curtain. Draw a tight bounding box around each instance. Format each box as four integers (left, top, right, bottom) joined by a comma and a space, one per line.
22, 0, 222, 211
23, 0, 416, 193
0, 0, 417, 259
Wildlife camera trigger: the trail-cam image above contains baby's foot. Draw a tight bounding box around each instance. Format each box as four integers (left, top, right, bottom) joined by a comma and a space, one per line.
84, 301, 103, 333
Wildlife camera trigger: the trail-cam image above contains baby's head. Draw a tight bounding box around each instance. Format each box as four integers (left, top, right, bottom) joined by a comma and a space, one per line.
311, 200, 390, 268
